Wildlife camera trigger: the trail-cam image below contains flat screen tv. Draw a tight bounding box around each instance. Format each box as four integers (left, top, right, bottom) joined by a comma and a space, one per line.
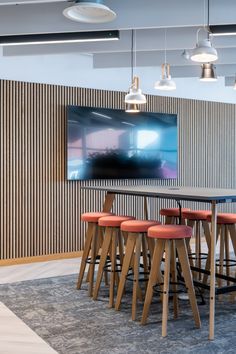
67, 106, 178, 180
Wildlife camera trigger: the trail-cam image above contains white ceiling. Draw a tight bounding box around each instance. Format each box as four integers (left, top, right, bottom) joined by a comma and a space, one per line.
0, 0, 236, 89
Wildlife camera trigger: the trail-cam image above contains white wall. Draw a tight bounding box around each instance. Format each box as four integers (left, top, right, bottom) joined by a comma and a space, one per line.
0, 52, 236, 104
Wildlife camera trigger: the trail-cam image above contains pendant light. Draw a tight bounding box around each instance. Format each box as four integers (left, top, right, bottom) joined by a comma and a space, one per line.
191, 0, 218, 63
63, 0, 116, 23
125, 30, 146, 106
125, 103, 140, 113
199, 63, 217, 81
154, 29, 176, 91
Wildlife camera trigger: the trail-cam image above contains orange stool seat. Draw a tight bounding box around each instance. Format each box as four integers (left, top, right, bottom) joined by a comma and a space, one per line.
160, 208, 190, 217
121, 220, 161, 233
206, 213, 236, 224
99, 215, 135, 227
182, 210, 211, 220
148, 225, 192, 239
81, 212, 114, 223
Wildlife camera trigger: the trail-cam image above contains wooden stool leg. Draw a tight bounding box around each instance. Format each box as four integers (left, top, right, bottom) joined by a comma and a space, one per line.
93, 227, 112, 300
186, 219, 195, 270
77, 222, 95, 289
219, 225, 224, 294
202, 225, 220, 286
141, 239, 165, 325
109, 229, 118, 308
176, 239, 201, 329
146, 237, 155, 262
132, 234, 142, 321
142, 234, 149, 282
115, 234, 136, 311
170, 240, 179, 319
162, 240, 171, 337
195, 221, 201, 280
228, 224, 236, 301
225, 225, 230, 286
86, 225, 100, 283
88, 225, 98, 297
185, 238, 194, 268
118, 230, 124, 266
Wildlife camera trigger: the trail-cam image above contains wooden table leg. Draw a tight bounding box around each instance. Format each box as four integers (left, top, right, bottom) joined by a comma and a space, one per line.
209, 201, 217, 340
102, 192, 115, 212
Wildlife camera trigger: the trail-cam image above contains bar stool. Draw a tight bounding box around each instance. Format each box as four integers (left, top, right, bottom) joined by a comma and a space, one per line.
182, 210, 211, 278
77, 212, 114, 297
160, 208, 190, 224
141, 225, 201, 337
115, 219, 161, 320
205, 213, 236, 288
93, 215, 135, 308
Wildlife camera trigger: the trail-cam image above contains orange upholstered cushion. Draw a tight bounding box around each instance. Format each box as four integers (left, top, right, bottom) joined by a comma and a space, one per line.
120, 220, 161, 233
207, 213, 236, 225
160, 208, 190, 217
182, 210, 211, 221
98, 215, 135, 227
148, 225, 192, 239
81, 212, 114, 223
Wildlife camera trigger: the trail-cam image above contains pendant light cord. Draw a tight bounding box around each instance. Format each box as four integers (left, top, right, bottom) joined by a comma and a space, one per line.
134, 29, 136, 75
164, 28, 167, 64
207, 0, 210, 39
131, 29, 134, 82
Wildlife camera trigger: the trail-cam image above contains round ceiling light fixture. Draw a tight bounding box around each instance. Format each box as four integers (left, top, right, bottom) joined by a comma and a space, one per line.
63, 0, 116, 23
125, 76, 147, 104
154, 63, 176, 91
191, 38, 218, 63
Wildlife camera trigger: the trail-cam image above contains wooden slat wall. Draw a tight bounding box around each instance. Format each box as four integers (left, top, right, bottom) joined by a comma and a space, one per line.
0, 79, 236, 260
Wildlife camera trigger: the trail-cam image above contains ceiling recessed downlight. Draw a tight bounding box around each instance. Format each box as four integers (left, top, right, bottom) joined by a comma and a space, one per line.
63, 1, 116, 23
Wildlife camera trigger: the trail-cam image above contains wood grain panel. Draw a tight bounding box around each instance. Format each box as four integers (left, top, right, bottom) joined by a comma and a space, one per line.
0, 79, 236, 260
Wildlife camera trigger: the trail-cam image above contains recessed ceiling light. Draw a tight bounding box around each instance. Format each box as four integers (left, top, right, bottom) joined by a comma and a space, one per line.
63, 1, 116, 24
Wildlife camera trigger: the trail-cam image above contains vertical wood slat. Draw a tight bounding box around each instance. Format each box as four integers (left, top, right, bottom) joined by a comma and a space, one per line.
0, 79, 236, 260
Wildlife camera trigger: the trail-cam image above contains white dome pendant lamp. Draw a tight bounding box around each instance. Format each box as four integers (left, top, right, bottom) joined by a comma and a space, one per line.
190, 0, 218, 63
63, 0, 116, 23
154, 29, 176, 91
125, 29, 146, 106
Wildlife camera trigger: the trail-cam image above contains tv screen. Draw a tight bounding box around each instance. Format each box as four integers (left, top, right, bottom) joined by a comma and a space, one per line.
67, 106, 177, 180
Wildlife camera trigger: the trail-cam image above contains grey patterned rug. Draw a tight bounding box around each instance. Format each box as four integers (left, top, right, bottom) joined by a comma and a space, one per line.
0, 274, 236, 354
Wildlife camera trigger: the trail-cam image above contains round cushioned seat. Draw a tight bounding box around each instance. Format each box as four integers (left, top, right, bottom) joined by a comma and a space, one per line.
98, 215, 135, 227
121, 220, 161, 233
81, 212, 114, 223
207, 213, 236, 225
148, 225, 192, 239
160, 208, 190, 217
182, 210, 211, 221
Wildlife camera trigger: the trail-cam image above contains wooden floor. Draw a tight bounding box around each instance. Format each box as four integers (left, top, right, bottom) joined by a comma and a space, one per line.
0, 257, 81, 354
0, 302, 58, 354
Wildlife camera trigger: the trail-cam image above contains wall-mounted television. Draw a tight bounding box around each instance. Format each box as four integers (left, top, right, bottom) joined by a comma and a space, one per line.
67, 106, 178, 180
